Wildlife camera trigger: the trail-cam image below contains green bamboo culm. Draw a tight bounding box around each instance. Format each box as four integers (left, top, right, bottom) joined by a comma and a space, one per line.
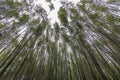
0, 0, 120, 80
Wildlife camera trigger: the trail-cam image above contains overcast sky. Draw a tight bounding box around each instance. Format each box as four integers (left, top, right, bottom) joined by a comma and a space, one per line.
35, 0, 80, 24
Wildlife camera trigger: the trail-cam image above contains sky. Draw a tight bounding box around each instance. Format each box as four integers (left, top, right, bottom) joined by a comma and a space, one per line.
35, 0, 80, 24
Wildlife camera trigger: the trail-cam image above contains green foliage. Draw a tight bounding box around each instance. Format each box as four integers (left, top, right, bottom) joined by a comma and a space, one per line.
37, 39, 43, 46
19, 14, 29, 23
46, 0, 51, 2
80, 0, 92, 5
58, 7, 68, 26
7, 0, 15, 7
88, 13, 99, 20
32, 19, 39, 24
108, 0, 119, 3
6, 9, 19, 18
106, 14, 120, 22
90, 5, 108, 12
12, 38, 19, 46
49, 3, 54, 11
54, 22, 60, 33
7, 0, 22, 8
0, 23, 4, 29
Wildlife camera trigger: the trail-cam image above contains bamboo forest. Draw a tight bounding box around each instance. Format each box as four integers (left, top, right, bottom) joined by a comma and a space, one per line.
0, 0, 120, 80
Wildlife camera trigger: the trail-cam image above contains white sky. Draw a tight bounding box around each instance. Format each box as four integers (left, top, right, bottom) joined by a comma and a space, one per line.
35, 0, 80, 24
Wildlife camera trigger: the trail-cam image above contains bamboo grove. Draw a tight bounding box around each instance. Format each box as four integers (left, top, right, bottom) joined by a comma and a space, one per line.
0, 0, 120, 80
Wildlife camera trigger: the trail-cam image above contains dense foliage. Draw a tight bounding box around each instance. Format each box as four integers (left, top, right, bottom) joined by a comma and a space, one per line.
0, 0, 120, 80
